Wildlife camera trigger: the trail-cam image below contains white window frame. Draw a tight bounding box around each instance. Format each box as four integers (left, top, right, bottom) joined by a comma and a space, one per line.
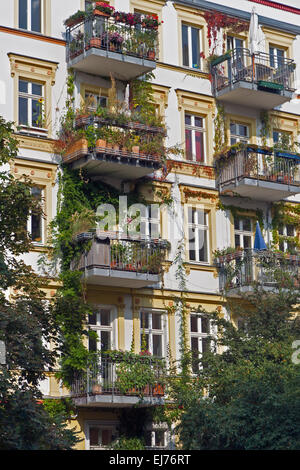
190, 313, 211, 373
182, 23, 202, 70
85, 420, 118, 450
145, 423, 169, 449
140, 310, 167, 358
187, 206, 210, 264
234, 217, 253, 249
19, 0, 43, 33
185, 113, 206, 163
230, 122, 250, 146
278, 224, 296, 252
27, 185, 44, 245
269, 46, 285, 68
227, 35, 244, 51
18, 79, 45, 131
139, 205, 160, 240
88, 306, 117, 353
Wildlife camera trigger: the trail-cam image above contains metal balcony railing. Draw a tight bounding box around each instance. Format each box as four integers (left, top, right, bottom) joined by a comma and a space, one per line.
72, 233, 168, 275
70, 356, 165, 399
66, 15, 159, 63
217, 147, 300, 190
211, 48, 295, 94
217, 248, 300, 291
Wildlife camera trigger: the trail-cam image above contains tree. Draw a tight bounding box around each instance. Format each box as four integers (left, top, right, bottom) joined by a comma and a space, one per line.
172, 260, 300, 450
0, 116, 79, 449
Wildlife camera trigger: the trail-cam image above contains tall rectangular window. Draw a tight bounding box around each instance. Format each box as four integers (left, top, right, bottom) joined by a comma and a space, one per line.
230, 122, 249, 146
18, 79, 44, 129
190, 314, 210, 373
85, 92, 108, 113
234, 217, 252, 249
28, 186, 43, 243
140, 205, 160, 240
88, 309, 113, 352
187, 207, 209, 263
185, 114, 206, 163
182, 24, 202, 70
269, 46, 285, 68
140, 311, 164, 357
278, 224, 296, 253
19, 0, 42, 33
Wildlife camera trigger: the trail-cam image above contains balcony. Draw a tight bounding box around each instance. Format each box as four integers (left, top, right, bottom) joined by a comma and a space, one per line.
62, 115, 164, 179
217, 146, 300, 201
216, 248, 300, 295
71, 233, 168, 288
70, 355, 165, 407
211, 48, 295, 109
66, 15, 158, 80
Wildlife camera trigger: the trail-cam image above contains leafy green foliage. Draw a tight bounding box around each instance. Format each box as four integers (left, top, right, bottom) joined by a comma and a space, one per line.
111, 436, 145, 450
174, 282, 300, 450
0, 116, 78, 449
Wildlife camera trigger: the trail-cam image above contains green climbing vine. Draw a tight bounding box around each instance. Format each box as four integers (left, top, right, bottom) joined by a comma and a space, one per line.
213, 103, 227, 156
260, 111, 271, 148
217, 200, 264, 230
271, 202, 300, 251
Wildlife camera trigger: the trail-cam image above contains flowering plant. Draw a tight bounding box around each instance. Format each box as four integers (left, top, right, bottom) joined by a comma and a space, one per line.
142, 14, 162, 29
108, 32, 124, 45
94, 2, 115, 16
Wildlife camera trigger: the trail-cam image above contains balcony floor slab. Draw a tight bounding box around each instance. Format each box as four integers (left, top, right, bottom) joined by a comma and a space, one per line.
81, 267, 160, 288
216, 81, 293, 109
68, 47, 156, 80
72, 394, 165, 407
220, 177, 300, 201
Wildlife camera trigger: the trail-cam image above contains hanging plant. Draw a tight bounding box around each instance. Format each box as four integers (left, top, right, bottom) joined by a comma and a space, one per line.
202, 10, 248, 54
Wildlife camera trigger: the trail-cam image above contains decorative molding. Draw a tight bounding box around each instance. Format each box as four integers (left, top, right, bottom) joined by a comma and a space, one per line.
166, 160, 215, 179
8, 53, 58, 86
179, 184, 218, 204
15, 134, 56, 154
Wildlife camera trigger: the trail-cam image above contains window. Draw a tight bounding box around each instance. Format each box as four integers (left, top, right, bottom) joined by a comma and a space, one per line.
185, 114, 206, 163
85, 91, 108, 113
28, 186, 43, 244
87, 422, 117, 450
19, 0, 42, 33
190, 314, 210, 373
230, 122, 249, 146
227, 36, 244, 52
273, 130, 292, 150
182, 24, 202, 70
140, 311, 165, 357
269, 46, 285, 68
18, 79, 44, 129
145, 428, 168, 449
278, 224, 297, 253
140, 205, 160, 240
234, 217, 253, 249
88, 308, 114, 352
187, 207, 209, 263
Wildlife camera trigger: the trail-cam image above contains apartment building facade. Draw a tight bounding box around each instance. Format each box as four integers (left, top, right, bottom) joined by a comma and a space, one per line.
1, 0, 300, 450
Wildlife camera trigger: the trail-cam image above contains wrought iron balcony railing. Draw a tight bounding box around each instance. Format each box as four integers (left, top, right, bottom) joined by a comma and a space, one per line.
70, 356, 165, 401
217, 146, 300, 200
66, 15, 159, 64
216, 248, 300, 291
211, 48, 295, 95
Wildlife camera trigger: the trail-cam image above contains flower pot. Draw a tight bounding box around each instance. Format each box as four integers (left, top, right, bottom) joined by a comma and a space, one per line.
96, 138, 106, 148
64, 138, 88, 161
90, 37, 101, 48
147, 50, 155, 60
132, 146, 139, 154
153, 384, 164, 396
93, 9, 110, 17
113, 144, 120, 151
109, 43, 116, 52
92, 384, 102, 394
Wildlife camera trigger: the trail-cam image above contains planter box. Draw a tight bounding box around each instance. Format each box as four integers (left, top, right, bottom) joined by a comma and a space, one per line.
64, 138, 88, 161
90, 38, 102, 48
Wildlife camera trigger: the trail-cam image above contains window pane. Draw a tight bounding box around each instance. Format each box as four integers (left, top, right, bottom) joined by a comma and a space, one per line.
89, 336, 97, 352
238, 125, 248, 137
102, 430, 112, 446
198, 229, 208, 262
185, 129, 192, 160
90, 428, 100, 446
243, 235, 251, 249
153, 335, 162, 357
286, 225, 295, 237
188, 207, 194, 224
19, 80, 28, 93
191, 27, 200, 69
185, 114, 191, 126
191, 336, 199, 352
19, 0, 28, 29
201, 317, 209, 334
188, 228, 196, 261
195, 131, 204, 162
202, 337, 210, 353
31, 213, 42, 242
100, 331, 110, 351
100, 309, 110, 326
197, 210, 206, 226
190, 315, 198, 333
31, 0, 41, 32
155, 431, 165, 447
273, 131, 279, 143
235, 234, 240, 248
234, 217, 240, 230
141, 312, 149, 329
230, 122, 236, 135
32, 99, 40, 127
89, 312, 97, 325
152, 314, 161, 330
150, 222, 160, 239
242, 218, 251, 232
182, 25, 189, 66
32, 83, 42, 96
19, 97, 28, 125
194, 116, 203, 128
269, 47, 275, 67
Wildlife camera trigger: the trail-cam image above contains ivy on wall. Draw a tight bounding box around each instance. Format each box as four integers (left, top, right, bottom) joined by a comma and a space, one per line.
272, 202, 300, 251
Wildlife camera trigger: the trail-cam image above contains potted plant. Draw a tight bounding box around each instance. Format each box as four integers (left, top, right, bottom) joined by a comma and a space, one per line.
64, 10, 86, 28
94, 2, 115, 17
108, 32, 124, 52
